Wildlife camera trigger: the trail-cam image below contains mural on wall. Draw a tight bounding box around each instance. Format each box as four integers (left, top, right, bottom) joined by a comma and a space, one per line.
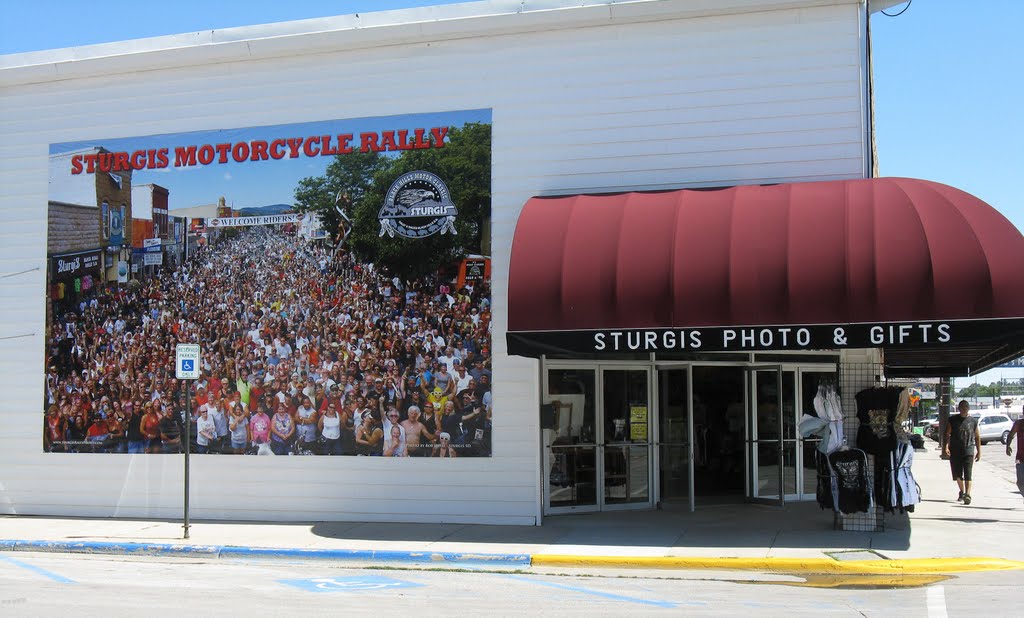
44, 110, 493, 458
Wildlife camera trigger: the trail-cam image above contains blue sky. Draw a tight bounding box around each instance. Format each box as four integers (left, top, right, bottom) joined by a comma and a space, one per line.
5, 0, 1022, 232
870, 1, 1023, 234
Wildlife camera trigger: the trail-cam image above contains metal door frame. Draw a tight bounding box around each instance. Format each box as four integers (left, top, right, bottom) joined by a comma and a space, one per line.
652, 364, 695, 512
542, 362, 654, 514
541, 358, 835, 514
598, 365, 655, 511
793, 367, 840, 501
542, 365, 601, 515
746, 365, 785, 506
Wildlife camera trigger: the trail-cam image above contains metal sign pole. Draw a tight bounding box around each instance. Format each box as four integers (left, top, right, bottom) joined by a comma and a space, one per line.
174, 342, 200, 540
184, 380, 191, 539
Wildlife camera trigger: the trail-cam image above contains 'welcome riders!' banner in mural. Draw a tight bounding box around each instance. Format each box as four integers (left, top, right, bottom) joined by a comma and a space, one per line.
44, 110, 493, 458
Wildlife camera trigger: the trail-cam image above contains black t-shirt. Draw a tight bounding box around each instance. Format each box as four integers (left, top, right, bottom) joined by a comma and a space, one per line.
948, 415, 978, 456
66, 422, 87, 442
461, 402, 483, 434
127, 412, 144, 441
855, 387, 900, 456
159, 416, 181, 442
441, 408, 465, 438
400, 350, 416, 372
828, 449, 871, 514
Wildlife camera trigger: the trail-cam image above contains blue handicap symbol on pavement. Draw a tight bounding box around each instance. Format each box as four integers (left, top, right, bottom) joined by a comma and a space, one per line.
278, 576, 423, 593
181, 360, 194, 372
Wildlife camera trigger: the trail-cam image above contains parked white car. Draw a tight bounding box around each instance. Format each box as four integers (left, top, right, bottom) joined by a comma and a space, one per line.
970, 412, 1015, 445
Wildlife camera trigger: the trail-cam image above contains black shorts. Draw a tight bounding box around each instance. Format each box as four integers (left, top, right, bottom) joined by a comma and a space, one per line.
950, 455, 974, 481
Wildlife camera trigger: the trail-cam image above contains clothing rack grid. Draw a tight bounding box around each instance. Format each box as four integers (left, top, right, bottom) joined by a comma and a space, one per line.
835, 361, 886, 532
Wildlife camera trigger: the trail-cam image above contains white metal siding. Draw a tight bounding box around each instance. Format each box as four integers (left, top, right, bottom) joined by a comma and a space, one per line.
0, 2, 865, 523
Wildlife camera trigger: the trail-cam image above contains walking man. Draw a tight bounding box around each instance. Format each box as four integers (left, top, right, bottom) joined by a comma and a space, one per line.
1005, 405, 1024, 503
944, 400, 981, 505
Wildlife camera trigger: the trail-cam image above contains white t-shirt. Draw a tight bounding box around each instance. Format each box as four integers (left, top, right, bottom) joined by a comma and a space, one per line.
230, 415, 249, 443
455, 371, 473, 394
296, 405, 318, 442
197, 415, 216, 446
321, 414, 341, 440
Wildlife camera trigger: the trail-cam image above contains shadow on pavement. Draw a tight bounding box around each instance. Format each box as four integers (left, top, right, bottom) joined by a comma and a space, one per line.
909, 517, 1024, 525
309, 501, 913, 551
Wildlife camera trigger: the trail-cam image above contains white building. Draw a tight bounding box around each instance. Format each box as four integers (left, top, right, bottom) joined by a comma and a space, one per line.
2, 0, 1023, 527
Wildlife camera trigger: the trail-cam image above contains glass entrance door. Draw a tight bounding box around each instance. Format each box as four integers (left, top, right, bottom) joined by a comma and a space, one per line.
545, 361, 833, 514
798, 369, 839, 500
657, 368, 691, 510
545, 369, 598, 512
544, 367, 652, 513
602, 369, 653, 509
748, 366, 785, 505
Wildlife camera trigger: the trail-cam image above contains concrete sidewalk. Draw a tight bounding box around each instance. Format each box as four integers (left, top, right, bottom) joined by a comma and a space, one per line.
2, 444, 1022, 574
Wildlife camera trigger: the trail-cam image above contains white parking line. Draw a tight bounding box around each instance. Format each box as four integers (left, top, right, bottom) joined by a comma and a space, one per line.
926, 585, 948, 618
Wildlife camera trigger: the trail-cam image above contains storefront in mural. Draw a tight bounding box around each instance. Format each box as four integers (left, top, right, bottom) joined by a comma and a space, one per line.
44, 110, 493, 457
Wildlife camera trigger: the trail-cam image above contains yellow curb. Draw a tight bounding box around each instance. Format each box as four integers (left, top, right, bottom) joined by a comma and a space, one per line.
529, 555, 1024, 574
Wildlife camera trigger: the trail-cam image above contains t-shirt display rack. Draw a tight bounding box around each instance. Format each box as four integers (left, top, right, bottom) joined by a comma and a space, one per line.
836, 362, 887, 532
824, 362, 923, 532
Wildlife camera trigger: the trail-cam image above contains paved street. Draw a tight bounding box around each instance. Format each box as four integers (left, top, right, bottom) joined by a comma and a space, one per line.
923, 437, 1022, 502
985, 446, 1020, 481
2, 435, 1021, 618
0, 552, 1021, 616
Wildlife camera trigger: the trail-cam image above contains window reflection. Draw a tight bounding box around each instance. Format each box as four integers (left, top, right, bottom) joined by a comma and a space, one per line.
547, 370, 596, 445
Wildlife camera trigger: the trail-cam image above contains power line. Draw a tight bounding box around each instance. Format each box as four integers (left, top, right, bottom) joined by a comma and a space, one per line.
881, 1, 912, 17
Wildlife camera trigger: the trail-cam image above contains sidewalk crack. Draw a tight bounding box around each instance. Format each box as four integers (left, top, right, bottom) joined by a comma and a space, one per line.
767, 530, 780, 556
432, 525, 467, 545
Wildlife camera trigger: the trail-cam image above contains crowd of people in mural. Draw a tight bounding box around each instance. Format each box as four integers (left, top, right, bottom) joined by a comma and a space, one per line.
44, 227, 493, 457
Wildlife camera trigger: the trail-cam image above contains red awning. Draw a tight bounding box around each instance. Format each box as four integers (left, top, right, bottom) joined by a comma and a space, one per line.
507, 178, 1024, 375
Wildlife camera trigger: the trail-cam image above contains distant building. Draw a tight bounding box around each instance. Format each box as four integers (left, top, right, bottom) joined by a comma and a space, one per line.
171, 197, 225, 258
131, 183, 170, 279
46, 147, 132, 322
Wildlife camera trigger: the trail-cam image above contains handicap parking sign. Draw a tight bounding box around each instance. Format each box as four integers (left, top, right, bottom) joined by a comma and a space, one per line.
175, 344, 201, 380
278, 576, 423, 593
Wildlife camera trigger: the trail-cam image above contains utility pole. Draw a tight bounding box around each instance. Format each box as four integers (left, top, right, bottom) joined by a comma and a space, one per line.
938, 377, 951, 458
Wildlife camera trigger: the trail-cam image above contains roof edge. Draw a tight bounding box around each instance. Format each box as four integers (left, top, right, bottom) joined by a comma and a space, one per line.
1, 0, 857, 87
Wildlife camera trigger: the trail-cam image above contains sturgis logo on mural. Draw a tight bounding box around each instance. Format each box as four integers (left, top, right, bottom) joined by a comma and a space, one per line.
378, 171, 458, 239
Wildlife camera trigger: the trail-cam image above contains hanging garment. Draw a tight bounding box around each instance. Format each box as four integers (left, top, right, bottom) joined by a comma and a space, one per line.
812, 387, 826, 418
814, 384, 844, 423
815, 450, 835, 511
855, 386, 902, 456
894, 388, 912, 441
828, 448, 873, 514
814, 384, 845, 453
880, 440, 921, 513
799, 414, 832, 455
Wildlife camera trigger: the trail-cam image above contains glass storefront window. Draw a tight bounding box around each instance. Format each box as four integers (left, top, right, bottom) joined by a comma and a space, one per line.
658, 369, 689, 505
547, 369, 596, 445
603, 370, 650, 505
547, 369, 597, 508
